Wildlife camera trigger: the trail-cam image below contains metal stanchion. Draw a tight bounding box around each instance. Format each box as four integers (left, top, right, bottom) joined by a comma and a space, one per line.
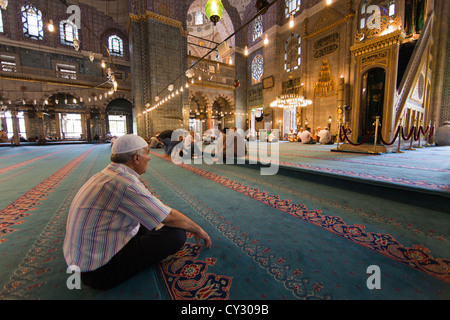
416, 120, 424, 148
335, 118, 341, 150
369, 116, 381, 154
425, 121, 432, 147
393, 118, 404, 153
406, 119, 416, 151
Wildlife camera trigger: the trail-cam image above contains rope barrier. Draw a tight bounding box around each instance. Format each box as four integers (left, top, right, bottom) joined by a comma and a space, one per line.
402, 125, 415, 141
337, 119, 435, 153
341, 126, 374, 146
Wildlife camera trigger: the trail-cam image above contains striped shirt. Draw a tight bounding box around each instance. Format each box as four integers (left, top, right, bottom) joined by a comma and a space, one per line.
63, 162, 171, 271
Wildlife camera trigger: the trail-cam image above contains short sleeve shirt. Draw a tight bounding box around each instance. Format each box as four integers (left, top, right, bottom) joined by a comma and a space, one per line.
63, 163, 171, 271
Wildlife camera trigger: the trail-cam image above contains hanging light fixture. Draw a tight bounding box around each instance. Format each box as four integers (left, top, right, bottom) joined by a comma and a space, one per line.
0, 0, 8, 10
270, 77, 312, 109
205, 0, 224, 25
48, 19, 55, 32
289, 15, 294, 28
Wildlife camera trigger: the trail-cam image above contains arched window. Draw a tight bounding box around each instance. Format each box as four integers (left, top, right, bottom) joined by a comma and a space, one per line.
285, 0, 301, 18
0, 9, 4, 33
251, 54, 264, 84
194, 12, 204, 25
252, 16, 263, 42
22, 5, 44, 40
60, 20, 79, 47
108, 35, 123, 57
284, 34, 301, 72
359, 0, 396, 30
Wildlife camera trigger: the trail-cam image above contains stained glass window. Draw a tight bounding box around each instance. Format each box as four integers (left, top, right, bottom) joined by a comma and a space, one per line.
251, 54, 263, 84
22, 5, 43, 40
252, 16, 263, 42
108, 35, 123, 57
285, 0, 301, 19
284, 34, 301, 72
60, 20, 79, 46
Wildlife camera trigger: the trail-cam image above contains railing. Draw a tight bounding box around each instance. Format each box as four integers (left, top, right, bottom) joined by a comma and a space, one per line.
394, 13, 434, 128
336, 116, 435, 154
187, 55, 236, 88
0, 64, 131, 92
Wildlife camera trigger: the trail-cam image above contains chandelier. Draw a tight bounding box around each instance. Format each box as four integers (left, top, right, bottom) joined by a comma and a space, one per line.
270, 78, 312, 109
0, 0, 7, 10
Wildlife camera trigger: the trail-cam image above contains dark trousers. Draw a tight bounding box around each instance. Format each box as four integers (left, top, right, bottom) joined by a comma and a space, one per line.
81, 225, 186, 290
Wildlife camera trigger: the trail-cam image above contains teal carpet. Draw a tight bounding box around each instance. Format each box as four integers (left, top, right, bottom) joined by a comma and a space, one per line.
0, 143, 449, 300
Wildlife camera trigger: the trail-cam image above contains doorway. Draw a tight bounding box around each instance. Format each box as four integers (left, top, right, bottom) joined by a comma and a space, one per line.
360, 68, 385, 137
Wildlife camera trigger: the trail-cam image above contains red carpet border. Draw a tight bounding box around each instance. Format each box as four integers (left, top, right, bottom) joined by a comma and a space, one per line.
143, 164, 332, 300
0, 146, 94, 244
208, 165, 448, 242
0, 146, 98, 298
149, 151, 450, 285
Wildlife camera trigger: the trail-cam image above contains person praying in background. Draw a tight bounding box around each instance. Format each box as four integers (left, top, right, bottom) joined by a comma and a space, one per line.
317, 127, 334, 144
63, 134, 211, 290
435, 121, 450, 146
298, 127, 316, 144
156, 129, 177, 157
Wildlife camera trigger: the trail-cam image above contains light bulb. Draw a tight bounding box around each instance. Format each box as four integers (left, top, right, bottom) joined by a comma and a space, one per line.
48, 19, 54, 32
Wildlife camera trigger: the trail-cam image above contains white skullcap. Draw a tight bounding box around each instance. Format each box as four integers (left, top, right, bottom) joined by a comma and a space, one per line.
111, 134, 148, 154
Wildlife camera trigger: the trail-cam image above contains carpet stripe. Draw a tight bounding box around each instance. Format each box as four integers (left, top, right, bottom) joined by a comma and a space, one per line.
0, 146, 77, 175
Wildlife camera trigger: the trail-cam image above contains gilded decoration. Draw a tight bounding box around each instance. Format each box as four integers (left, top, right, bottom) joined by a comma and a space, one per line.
313, 59, 336, 98
129, 11, 187, 36
313, 32, 340, 60
356, 16, 402, 43
350, 29, 405, 57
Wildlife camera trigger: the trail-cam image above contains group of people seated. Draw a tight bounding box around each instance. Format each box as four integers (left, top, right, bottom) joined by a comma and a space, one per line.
150, 128, 247, 162
287, 126, 334, 144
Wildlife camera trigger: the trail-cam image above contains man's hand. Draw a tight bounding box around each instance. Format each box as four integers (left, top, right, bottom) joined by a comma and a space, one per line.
193, 228, 211, 249
163, 209, 212, 249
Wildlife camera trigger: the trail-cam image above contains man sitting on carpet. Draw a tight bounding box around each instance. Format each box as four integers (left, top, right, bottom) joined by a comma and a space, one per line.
63, 134, 211, 290
317, 127, 334, 144
298, 127, 316, 144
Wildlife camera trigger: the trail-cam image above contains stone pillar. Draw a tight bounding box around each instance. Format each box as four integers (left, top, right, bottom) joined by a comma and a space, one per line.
85, 109, 92, 143
100, 111, 106, 142
10, 110, 20, 145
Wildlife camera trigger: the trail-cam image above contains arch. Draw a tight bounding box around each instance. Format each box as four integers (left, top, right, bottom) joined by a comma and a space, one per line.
46, 92, 85, 111
105, 98, 133, 135
189, 91, 211, 113
186, 0, 235, 60
99, 27, 129, 60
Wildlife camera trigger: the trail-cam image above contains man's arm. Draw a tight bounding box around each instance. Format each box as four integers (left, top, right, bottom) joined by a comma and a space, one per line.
162, 209, 211, 248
